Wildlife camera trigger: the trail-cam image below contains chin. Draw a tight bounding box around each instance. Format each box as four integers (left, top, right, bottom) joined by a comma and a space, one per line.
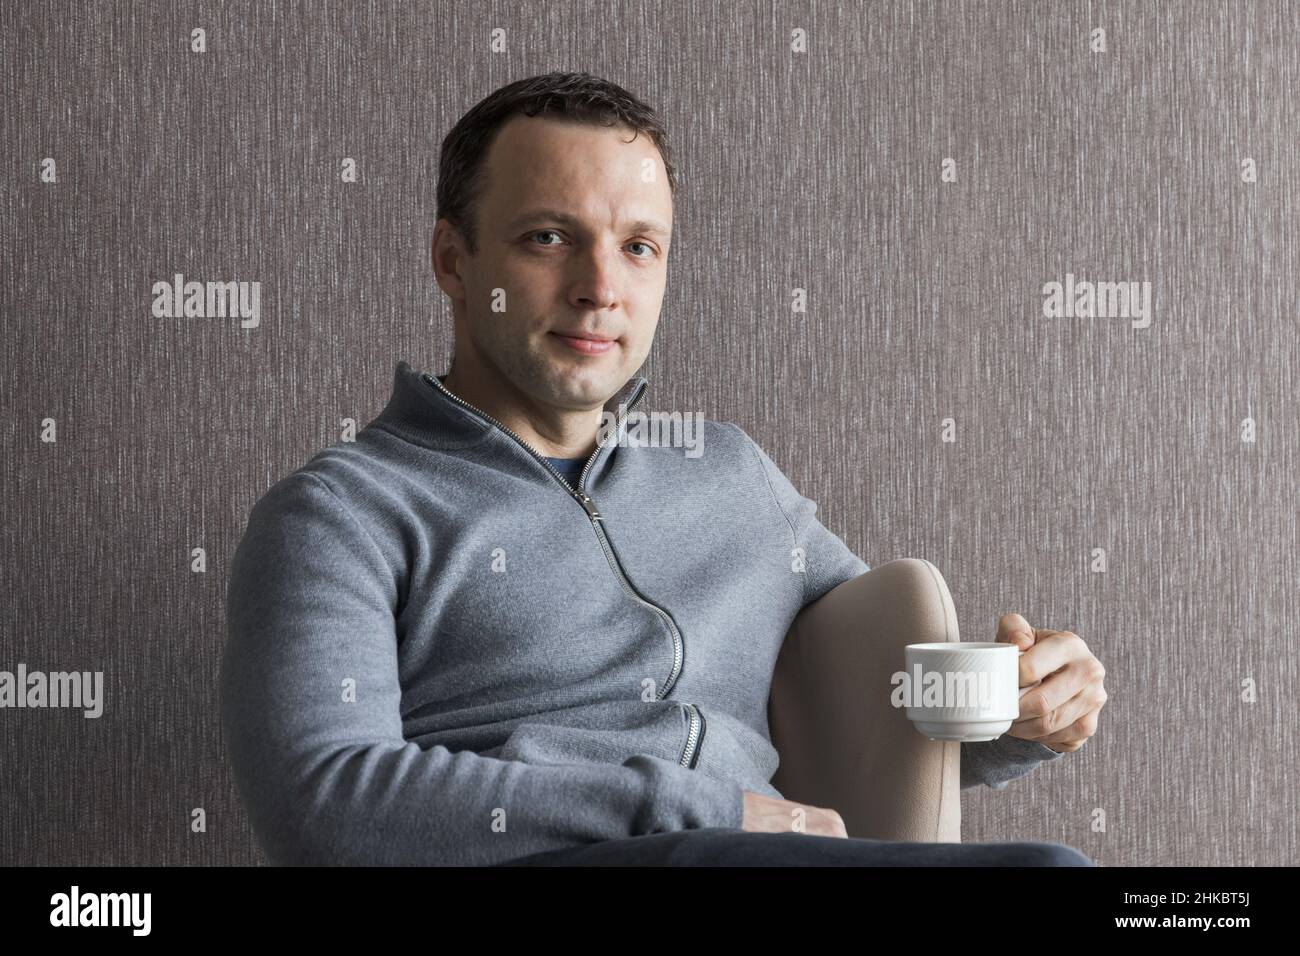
547, 367, 623, 407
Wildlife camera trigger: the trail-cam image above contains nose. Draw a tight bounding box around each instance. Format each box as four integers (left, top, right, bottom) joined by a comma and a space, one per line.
567, 242, 621, 312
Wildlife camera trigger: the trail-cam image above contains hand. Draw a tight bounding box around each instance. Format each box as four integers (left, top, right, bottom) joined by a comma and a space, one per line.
741, 791, 848, 837
995, 612, 1107, 753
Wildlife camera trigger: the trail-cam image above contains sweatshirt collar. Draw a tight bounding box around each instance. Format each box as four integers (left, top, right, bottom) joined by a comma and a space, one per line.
372, 360, 649, 454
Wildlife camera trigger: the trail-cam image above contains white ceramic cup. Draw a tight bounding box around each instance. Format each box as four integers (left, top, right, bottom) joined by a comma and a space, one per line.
902, 642, 1042, 742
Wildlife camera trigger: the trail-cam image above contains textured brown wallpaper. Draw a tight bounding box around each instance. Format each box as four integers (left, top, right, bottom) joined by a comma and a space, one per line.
3, 1, 1297, 866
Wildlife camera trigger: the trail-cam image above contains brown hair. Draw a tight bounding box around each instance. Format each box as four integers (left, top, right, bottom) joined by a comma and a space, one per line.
436, 71, 677, 256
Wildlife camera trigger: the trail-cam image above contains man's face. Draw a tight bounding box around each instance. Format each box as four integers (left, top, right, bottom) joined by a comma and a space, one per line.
442, 114, 673, 411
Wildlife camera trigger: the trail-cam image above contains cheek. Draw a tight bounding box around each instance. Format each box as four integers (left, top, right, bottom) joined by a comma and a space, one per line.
471, 279, 546, 326
468, 255, 537, 297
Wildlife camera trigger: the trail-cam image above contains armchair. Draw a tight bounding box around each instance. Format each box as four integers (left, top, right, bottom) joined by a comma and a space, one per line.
768, 558, 962, 843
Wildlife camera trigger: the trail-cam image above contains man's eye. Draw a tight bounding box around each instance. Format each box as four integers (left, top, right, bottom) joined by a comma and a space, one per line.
529, 232, 656, 257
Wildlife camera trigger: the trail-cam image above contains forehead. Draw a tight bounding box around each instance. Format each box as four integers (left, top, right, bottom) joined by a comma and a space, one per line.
478, 114, 672, 227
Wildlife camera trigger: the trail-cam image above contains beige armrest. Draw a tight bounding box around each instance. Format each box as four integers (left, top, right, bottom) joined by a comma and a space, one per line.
768, 558, 962, 842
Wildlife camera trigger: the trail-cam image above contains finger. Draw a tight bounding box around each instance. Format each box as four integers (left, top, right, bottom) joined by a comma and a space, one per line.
1019, 631, 1088, 687
1013, 678, 1105, 739
1040, 735, 1083, 753
1037, 705, 1103, 750
1014, 655, 1098, 720
996, 613, 1035, 649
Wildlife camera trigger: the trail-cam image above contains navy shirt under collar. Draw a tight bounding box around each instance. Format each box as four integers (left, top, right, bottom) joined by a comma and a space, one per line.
543, 456, 585, 485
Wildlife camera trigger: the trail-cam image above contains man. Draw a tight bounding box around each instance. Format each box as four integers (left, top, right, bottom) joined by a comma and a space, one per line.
220, 71, 1106, 866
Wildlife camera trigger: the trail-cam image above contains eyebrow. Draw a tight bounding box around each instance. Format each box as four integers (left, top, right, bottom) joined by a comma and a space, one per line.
506, 209, 671, 240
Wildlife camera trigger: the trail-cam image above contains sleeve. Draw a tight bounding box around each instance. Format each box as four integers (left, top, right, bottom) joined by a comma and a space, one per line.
730, 424, 871, 607
730, 427, 1066, 794
960, 735, 1066, 790
219, 471, 745, 866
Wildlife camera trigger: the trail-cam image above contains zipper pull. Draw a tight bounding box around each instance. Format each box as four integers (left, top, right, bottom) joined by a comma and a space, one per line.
577, 491, 603, 521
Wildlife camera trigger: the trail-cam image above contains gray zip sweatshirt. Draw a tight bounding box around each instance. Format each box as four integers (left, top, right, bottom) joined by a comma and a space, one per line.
220, 361, 1063, 865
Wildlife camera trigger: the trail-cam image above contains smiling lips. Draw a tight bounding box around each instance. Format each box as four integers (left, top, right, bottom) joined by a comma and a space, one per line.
551, 330, 618, 355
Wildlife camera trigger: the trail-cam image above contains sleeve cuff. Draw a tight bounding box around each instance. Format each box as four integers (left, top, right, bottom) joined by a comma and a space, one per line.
624, 754, 747, 833
995, 734, 1065, 761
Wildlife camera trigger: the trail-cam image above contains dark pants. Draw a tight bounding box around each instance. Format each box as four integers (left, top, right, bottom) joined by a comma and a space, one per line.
495, 827, 1096, 866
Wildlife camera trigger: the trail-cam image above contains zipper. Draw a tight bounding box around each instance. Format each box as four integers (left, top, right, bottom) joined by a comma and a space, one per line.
682, 703, 706, 769
422, 372, 702, 766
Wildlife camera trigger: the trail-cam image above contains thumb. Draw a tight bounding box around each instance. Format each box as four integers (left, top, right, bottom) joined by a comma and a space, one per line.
996, 612, 1036, 649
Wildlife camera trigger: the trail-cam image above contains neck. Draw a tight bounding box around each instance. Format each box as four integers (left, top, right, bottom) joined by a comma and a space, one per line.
441, 363, 601, 460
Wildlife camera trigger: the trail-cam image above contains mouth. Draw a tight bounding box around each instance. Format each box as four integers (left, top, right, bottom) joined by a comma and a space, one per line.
549, 330, 619, 355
